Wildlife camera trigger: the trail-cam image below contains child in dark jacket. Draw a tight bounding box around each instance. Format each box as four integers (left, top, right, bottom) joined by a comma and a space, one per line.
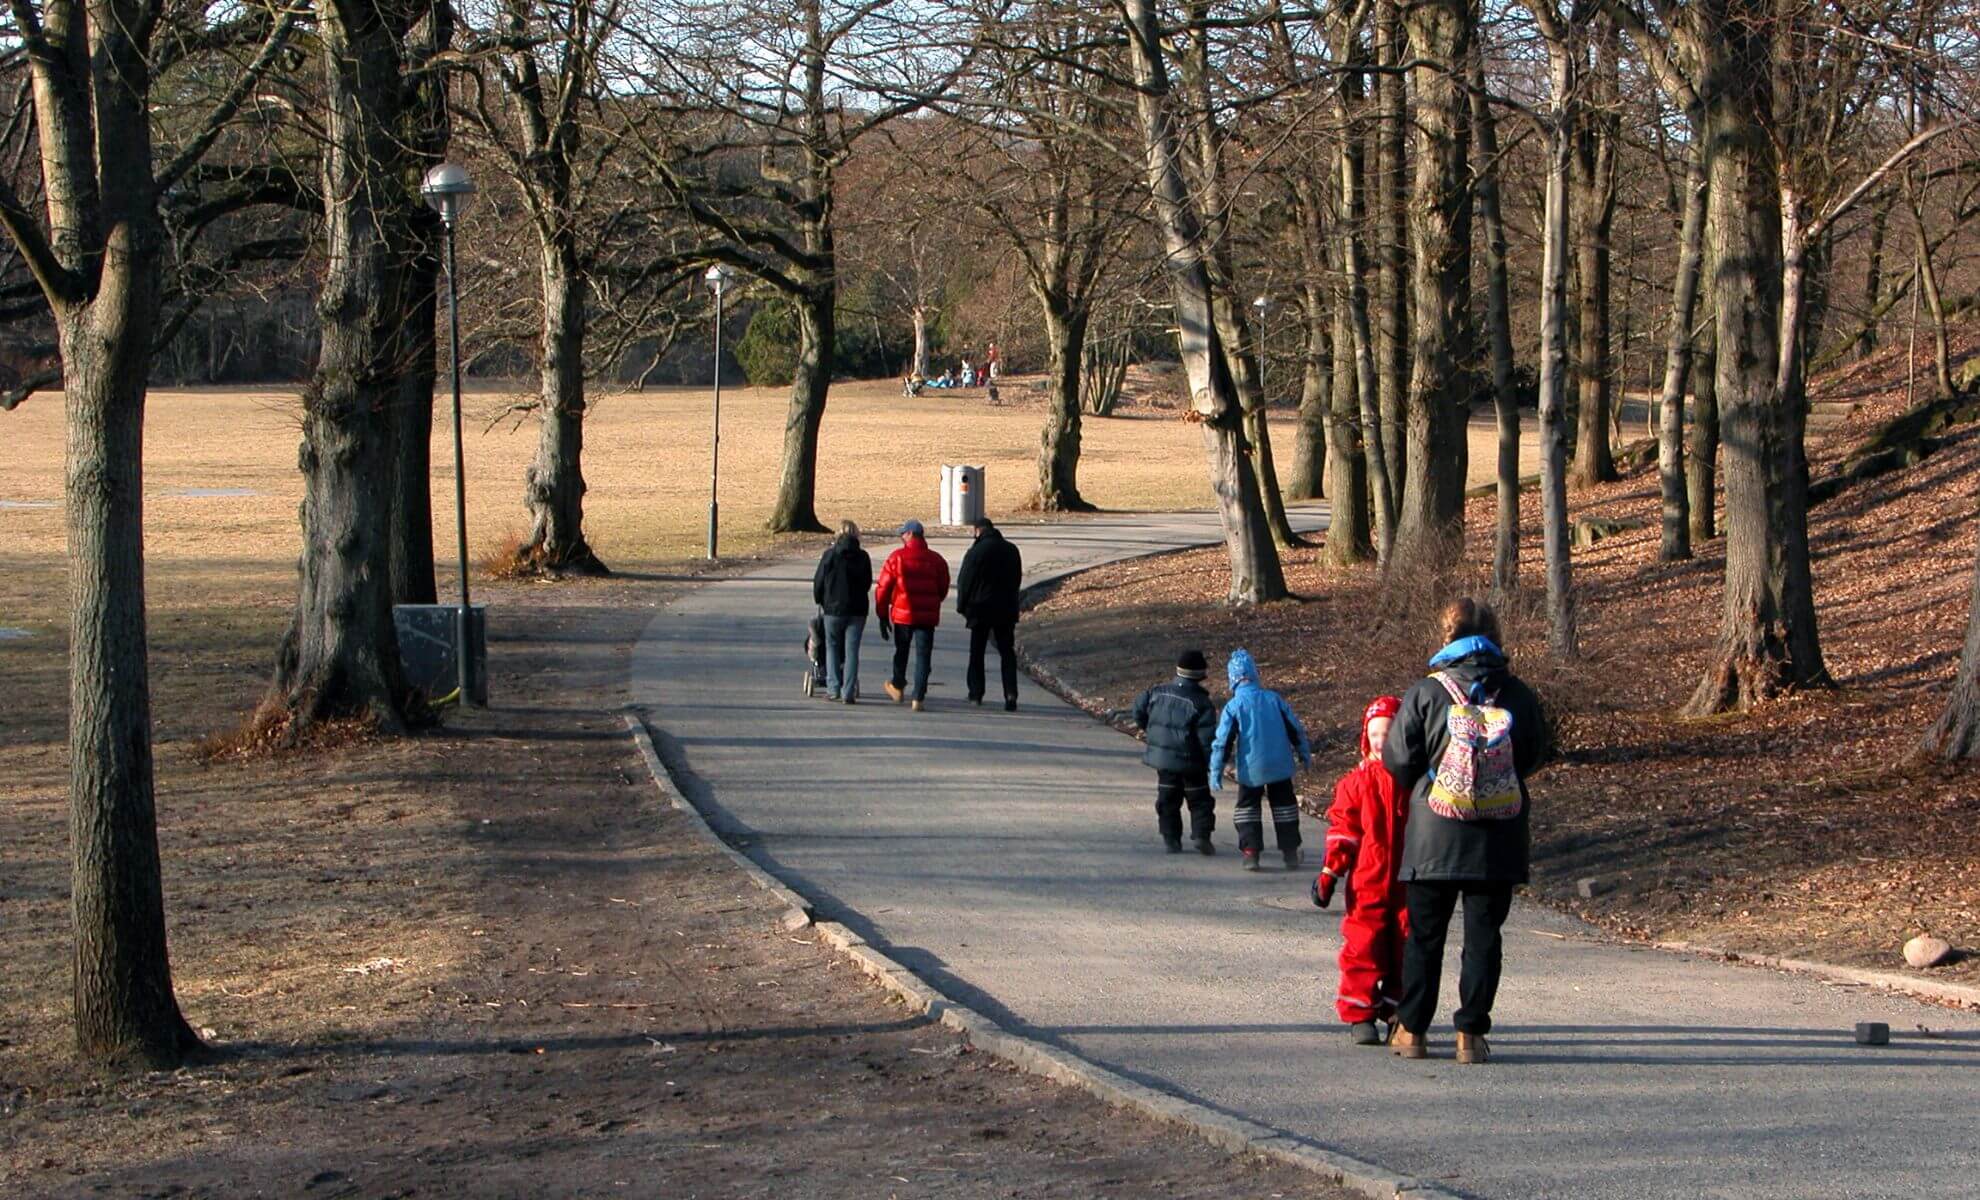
1132, 650, 1220, 854
1313, 695, 1407, 1045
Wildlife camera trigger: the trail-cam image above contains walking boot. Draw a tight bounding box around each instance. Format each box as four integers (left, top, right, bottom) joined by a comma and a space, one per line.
910, 699, 926, 713
1281, 847, 1302, 869
1164, 837, 1183, 854
1389, 1027, 1428, 1060
1193, 837, 1215, 856
1004, 697, 1018, 712
1456, 1033, 1491, 1065
1350, 1021, 1382, 1046
1241, 850, 1260, 871
884, 681, 904, 704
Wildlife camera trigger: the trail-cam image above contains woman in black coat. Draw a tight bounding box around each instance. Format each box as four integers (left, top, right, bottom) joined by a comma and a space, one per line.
1383, 597, 1551, 1064
812, 521, 873, 703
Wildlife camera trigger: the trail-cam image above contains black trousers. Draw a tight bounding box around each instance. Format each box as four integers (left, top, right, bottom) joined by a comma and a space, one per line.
1397, 880, 1516, 1036
966, 620, 1018, 702
1155, 767, 1214, 842
1233, 778, 1301, 853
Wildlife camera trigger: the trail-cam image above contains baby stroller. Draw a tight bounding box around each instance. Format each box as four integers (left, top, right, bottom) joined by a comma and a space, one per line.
802, 611, 829, 698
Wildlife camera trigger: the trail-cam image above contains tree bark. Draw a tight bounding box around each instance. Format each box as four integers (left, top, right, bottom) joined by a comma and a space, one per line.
1926, 530, 1980, 759
1687, 321, 1719, 543
1854, 196, 1890, 361
1535, 37, 1579, 658
390, 233, 439, 605
1393, 0, 1473, 569
770, 285, 835, 533
1569, 18, 1620, 488
1686, 7, 1821, 713
1910, 197, 1957, 400
911, 305, 931, 379
1471, 39, 1520, 599
1374, 0, 1410, 511
1036, 298, 1094, 511
1656, 143, 1708, 562
1337, 84, 1397, 563
1773, 195, 1833, 690
1287, 245, 1332, 502
1121, 0, 1286, 604
1324, 280, 1374, 567
522, 238, 607, 573
279, 0, 423, 730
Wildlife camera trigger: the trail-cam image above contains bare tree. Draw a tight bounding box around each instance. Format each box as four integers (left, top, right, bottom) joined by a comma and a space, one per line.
1372, 0, 1409, 510
1470, 30, 1522, 599
1119, 0, 1287, 603
0, 0, 296, 1067
1568, 16, 1619, 488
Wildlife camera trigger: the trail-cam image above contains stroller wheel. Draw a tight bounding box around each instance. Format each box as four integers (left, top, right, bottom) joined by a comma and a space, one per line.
802, 671, 816, 698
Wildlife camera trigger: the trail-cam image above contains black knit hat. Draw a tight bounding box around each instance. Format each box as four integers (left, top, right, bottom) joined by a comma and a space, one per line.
1176, 649, 1208, 680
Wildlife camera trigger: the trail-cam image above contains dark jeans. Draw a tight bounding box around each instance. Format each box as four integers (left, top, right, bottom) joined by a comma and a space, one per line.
966, 620, 1018, 702
1155, 767, 1214, 842
1233, 778, 1301, 854
889, 624, 935, 701
1397, 880, 1516, 1036
823, 613, 864, 699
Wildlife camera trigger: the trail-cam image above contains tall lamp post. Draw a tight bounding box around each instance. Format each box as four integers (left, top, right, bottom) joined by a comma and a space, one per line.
422, 162, 478, 705
1251, 294, 1272, 408
705, 264, 733, 560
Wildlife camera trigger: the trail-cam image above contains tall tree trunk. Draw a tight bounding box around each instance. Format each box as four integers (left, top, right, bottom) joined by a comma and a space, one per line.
1656, 143, 1708, 562
1471, 38, 1520, 599
1686, 7, 1819, 713
1774, 198, 1833, 688
62, 259, 200, 1070
389, 250, 439, 605
1122, 0, 1286, 604
1910, 197, 1957, 400
1687, 321, 1719, 543
1393, 0, 1473, 569
1569, 18, 1619, 488
279, 0, 419, 730
1339, 99, 1398, 562
1854, 196, 1890, 361
1288, 272, 1331, 501
771, 285, 834, 533
1536, 41, 1578, 658
1926, 530, 1980, 759
523, 238, 606, 573
911, 306, 931, 379
1036, 298, 1094, 511
1324, 282, 1374, 566
1374, 0, 1410, 510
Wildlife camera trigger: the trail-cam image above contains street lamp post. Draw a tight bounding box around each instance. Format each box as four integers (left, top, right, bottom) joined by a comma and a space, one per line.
1251, 295, 1272, 409
705, 264, 733, 560
422, 162, 477, 705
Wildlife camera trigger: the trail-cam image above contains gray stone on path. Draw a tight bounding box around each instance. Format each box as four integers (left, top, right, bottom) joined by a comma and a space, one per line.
631, 506, 1980, 1200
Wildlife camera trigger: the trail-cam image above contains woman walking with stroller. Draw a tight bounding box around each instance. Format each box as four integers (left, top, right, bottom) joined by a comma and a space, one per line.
1385, 598, 1551, 1065
811, 521, 872, 703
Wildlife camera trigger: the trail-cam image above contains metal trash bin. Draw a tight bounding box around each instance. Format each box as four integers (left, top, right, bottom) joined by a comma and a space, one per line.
393, 603, 488, 705
939, 464, 985, 527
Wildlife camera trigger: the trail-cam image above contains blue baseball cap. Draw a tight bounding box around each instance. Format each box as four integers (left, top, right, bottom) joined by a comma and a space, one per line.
899, 519, 925, 536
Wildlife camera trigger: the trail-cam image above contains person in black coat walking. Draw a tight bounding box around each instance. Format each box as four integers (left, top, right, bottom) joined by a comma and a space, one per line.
812, 521, 873, 703
955, 517, 1024, 710
1383, 597, 1551, 1064
1132, 650, 1220, 854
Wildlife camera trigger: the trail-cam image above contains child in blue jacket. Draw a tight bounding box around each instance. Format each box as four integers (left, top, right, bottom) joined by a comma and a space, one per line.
1209, 648, 1313, 870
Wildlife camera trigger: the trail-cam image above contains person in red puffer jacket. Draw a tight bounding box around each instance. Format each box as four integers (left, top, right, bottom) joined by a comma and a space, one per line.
873, 519, 951, 711
1312, 695, 1407, 1046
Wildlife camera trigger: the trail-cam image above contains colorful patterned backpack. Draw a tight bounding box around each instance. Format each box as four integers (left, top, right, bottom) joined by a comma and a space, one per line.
1425, 671, 1523, 821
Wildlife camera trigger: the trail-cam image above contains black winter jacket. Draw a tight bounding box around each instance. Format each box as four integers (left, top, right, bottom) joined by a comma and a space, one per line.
812, 536, 873, 618
1382, 643, 1552, 883
1132, 677, 1218, 774
955, 528, 1024, 629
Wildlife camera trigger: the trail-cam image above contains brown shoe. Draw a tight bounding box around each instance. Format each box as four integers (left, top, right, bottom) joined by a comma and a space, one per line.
1389, 1027, 1428, 1060
910, 699, 925, 712
1456, 1033, 1491, 1064
884, 681, 904, 704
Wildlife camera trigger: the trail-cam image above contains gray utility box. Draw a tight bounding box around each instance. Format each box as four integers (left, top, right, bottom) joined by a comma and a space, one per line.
939, 464, 985, 527
393, 603, 488, 706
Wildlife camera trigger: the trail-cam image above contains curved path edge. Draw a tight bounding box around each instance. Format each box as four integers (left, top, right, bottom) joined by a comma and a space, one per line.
622, 707, 1458, 1200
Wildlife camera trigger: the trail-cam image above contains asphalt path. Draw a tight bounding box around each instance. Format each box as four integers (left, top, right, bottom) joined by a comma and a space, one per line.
631, 507, 1980, 1200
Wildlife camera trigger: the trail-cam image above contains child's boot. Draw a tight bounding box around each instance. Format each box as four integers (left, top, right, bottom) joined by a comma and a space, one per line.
1164, 836, 1183, 854
1349, 1021, 1382, 1046
1456, 1033, 1491, 1065
1281, 846, 1301, 869
1389, 1027, 1428, 1059
1241, 849, 1260, 871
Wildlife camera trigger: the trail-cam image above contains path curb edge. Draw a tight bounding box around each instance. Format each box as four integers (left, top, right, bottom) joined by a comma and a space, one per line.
1653, 941, 1980, 1011
622, 708, 1457, 1200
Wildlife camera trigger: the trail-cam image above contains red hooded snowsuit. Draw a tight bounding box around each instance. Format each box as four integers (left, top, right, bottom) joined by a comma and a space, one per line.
1320, 698, 1408, 1024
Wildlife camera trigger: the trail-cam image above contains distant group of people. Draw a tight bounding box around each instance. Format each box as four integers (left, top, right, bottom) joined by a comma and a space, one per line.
1130, 598, 1549, 1063
809, 515, 1024, 712
906, 342, 1001, 395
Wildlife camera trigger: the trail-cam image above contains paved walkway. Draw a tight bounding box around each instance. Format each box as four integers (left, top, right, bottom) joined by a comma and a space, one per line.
631, 509, 1980, 1200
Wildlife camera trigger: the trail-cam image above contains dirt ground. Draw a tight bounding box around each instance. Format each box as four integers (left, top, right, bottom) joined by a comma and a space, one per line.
1019, 339, 1980, 992
0, 560, 1351, 1198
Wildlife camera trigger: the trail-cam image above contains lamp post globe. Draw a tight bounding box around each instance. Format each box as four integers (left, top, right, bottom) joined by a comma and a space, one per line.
421, 162, 476, 227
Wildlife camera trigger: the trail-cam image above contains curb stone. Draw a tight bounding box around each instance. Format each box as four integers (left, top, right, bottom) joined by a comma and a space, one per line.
628, 717, 1452, 1200
1654, 941, 1980, 1012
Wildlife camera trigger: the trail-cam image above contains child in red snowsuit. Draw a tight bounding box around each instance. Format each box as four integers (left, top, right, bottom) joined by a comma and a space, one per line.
1311, 696, 1407, 1045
